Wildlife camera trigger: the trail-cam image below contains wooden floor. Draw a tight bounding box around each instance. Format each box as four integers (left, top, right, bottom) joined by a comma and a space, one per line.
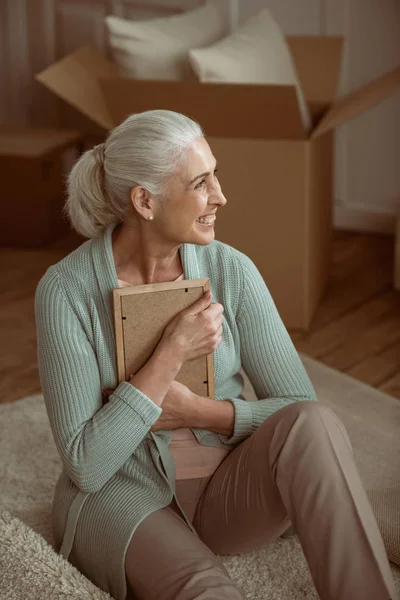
1, 229, 399, 404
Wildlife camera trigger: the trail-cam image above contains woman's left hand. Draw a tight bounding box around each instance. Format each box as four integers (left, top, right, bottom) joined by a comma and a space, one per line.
102, 379, 197, 432
150, 380, 196, 432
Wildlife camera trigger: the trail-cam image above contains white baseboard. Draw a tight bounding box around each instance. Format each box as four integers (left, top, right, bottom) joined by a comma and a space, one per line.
333, 204, 397, 236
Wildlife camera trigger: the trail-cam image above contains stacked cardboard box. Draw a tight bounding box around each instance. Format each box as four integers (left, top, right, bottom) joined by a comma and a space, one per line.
0, 127, 82, 247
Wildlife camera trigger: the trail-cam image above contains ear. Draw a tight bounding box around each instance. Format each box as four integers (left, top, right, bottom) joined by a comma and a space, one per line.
130, 185, 153, 219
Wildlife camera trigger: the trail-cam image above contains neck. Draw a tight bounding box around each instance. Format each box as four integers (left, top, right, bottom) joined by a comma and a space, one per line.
112, 219, 183, 284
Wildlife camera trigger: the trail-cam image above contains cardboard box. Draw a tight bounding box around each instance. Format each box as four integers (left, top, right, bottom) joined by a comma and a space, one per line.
36, 41, 400, 329
0, 127, 82, 247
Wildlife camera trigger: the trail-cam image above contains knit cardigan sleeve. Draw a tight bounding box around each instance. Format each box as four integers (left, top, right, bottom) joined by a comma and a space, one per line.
34, 268, 162, 494
218, 250, 318, 447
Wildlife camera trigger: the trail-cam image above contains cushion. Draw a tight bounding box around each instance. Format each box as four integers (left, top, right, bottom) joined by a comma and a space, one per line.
188, 8, 311, 134
105, 1, 229, 81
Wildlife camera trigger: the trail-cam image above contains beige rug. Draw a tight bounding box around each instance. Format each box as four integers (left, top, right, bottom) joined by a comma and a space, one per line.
1, 353, 400, 599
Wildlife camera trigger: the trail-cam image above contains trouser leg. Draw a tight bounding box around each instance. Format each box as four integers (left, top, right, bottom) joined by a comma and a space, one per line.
124, 489, 244, 600
193, 401, 398, 600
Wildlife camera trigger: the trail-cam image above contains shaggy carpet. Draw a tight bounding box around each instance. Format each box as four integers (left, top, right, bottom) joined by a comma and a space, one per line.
1, 353, 400, 599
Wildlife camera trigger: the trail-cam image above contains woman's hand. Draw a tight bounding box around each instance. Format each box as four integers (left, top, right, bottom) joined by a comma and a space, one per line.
101, 379, 197, 431
160, 291, 224, 363
149, 379, 196, 432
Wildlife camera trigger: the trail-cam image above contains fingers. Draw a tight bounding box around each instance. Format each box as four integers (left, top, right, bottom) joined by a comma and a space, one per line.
102, 388, 114, 396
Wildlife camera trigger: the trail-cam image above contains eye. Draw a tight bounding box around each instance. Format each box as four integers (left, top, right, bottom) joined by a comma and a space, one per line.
195, 179, 206, 190
194, 168, 219, 190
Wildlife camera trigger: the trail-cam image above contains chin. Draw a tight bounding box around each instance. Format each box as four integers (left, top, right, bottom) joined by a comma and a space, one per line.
192, 227, 215, 244
195, 239, 214, 246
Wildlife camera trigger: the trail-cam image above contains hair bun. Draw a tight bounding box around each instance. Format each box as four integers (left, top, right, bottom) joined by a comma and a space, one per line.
93, 142, 106, 165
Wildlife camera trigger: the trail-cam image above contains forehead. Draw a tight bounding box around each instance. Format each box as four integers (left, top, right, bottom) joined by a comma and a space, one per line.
180, 137, 216, 176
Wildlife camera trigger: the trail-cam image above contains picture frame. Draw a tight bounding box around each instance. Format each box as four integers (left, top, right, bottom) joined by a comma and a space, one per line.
113, 277, 215, 399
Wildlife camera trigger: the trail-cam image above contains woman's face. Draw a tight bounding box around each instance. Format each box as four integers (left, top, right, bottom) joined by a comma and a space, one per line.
158, 136, 227, 245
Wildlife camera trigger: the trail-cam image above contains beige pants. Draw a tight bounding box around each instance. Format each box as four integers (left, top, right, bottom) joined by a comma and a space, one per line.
125, 401, 398, 600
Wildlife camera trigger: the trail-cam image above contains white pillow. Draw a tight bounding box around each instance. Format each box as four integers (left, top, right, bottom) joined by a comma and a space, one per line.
188, 8, 311, 134
105, 1, 229, 81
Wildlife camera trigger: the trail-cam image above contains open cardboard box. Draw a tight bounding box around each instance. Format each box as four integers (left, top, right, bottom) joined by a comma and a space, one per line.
36, 38, 400, 330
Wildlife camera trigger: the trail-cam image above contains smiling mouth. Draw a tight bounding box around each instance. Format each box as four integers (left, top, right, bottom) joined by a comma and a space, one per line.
196, 220, 215, 227
196, 215, 216, 224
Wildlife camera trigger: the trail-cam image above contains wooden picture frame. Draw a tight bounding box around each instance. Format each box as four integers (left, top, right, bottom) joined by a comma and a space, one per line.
113, 278, 215, 399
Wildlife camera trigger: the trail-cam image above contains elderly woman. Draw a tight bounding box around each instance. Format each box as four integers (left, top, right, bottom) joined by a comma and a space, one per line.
35, 110, 397, 600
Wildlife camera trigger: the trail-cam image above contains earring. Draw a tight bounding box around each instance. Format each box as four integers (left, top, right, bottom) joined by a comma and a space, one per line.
148, 215, 154, 220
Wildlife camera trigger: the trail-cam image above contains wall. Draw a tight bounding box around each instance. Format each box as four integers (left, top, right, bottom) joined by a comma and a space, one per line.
328, 0, 400, 234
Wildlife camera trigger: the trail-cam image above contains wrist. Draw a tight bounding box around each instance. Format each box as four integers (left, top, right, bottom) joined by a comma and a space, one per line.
128, 341, 183, 407
156, 339, 183, 373
192, 395, 235, 437
191, 394, 209, 429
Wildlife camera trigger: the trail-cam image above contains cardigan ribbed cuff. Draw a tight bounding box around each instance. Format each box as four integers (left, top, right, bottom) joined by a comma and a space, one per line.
218, 397, 254, 446
218, 395, 318, 447
113, 381, 162, 426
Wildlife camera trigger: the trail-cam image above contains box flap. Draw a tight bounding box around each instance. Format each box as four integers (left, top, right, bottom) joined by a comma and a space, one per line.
286, 36, 343, 104
99, 77, 307, 140
36, 46, 119, 130
0, 126, 81, 157
311, 65, 400, 139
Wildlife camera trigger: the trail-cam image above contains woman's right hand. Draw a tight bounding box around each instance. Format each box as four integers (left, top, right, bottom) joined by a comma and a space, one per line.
160, 290, 224, 363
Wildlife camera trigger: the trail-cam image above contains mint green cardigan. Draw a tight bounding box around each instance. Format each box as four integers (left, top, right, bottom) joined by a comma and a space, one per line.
34, 222, 317, 600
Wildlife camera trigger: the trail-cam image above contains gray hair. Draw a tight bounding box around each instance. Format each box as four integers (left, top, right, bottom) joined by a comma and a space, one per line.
64, 109, 204, 239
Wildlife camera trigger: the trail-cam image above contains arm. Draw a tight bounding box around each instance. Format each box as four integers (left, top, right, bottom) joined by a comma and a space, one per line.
194, 250, 318, 446
129, 341, 183, 408
35, 269, 182, 493
192, 397, 235, 436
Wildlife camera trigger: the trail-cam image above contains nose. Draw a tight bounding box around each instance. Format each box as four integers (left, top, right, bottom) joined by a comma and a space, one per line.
209, 185, 227, 209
